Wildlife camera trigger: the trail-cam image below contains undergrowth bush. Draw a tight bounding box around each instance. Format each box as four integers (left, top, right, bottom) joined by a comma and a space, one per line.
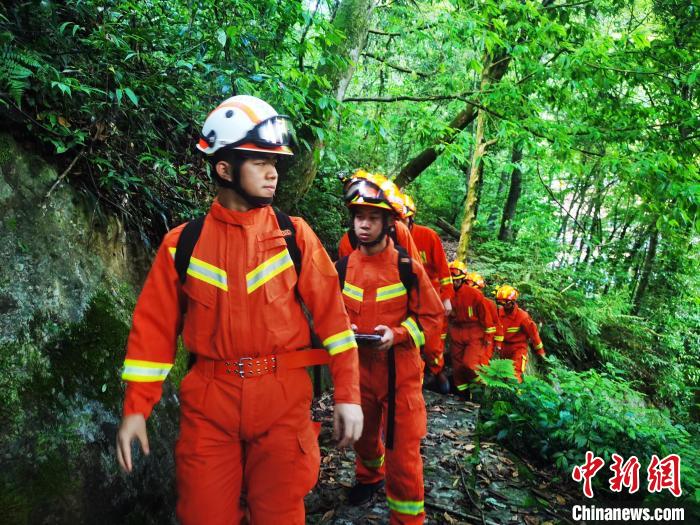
478, 358, 700, 505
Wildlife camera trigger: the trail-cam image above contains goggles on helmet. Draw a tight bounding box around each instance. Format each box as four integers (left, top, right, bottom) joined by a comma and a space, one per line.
496, 299, 515, 306
344, 179, 387, 205
450, 268, 466, 280
227, 115, 292, 149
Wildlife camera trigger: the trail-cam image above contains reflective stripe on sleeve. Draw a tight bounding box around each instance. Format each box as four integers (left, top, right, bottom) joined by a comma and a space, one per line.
376, 282, 407, 302
506, 327, 521, 333
247, 249, 294, 293
484, 327, 497, 334
387, 496, 424, 516
122, 359, 173, 382
323, 329, 357, 356
494, 335, 505, 342
401, 317, 425, 348
534, 342, 544, 350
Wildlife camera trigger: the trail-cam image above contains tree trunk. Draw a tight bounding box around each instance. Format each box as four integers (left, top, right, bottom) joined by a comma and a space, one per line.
631, 223, 660, 315
486, 156, 512, 229
456, 104, 489, 261
497, 144, 523, 241
276, 0, 378, 209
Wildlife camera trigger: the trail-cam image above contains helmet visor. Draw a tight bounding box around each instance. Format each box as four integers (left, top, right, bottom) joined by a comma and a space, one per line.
243, 115, 292, 148
344, 179, 386, 205
450, 268, 465, 280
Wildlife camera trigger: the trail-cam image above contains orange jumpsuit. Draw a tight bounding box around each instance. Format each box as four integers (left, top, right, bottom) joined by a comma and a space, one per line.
483, 298, 504, 359
497, 304, 544, 382
448, 285, 497, 391
338, 220, 422, 261
121, 200, 360, 525
340, 240, 442, 524
409, 224, 454, 374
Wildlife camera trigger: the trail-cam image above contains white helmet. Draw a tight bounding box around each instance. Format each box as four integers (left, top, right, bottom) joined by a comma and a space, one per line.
196, 95, 293, 156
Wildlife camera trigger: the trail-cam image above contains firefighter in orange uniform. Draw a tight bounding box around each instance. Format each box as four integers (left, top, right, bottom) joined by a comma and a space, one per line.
338, 171, 422, 261
337, 174, 443, 524
447, 262, 497, 396
401, 193, 453, 392
115, 95, 363, 525
495, 285, 545, 382
464, 272, 503, 363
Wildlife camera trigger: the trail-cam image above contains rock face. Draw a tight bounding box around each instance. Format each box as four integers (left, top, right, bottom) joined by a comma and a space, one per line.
0, 135, 180, 524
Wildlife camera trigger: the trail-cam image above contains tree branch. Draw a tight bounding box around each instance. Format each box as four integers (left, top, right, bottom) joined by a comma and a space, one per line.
368, 22, 439, 37
536, 162, 587, 234
544, 0, 594, 8
362, 51, 430, 77
343, 91, 478, 103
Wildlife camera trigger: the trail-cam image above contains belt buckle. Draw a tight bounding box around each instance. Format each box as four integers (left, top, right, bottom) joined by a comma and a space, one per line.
237, 357, 253, 378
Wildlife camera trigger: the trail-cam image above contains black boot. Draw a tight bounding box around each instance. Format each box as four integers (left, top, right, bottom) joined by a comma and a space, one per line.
348, 480, 385, 506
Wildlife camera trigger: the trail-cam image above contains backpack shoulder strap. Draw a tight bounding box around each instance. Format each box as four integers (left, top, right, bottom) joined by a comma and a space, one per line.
395, 245, 416, 294
274, 208, 301, 275
175, 215, 206, 284
335, 255, 350, 289
389, 225, 399, 246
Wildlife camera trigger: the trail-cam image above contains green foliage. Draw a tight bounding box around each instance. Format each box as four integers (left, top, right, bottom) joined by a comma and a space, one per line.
479, 357, 700, 504
294, 171, 348, 255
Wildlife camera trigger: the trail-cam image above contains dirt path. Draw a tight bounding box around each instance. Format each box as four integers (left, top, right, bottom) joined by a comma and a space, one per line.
305, 389, 576, 524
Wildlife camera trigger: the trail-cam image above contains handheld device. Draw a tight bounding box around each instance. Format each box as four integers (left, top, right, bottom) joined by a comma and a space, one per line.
354, 333, 382, 345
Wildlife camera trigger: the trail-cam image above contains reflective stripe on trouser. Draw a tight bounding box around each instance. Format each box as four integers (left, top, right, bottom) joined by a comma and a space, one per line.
176, 366, 320, 525
355, 347, 427, 524
499, 345, 528, 383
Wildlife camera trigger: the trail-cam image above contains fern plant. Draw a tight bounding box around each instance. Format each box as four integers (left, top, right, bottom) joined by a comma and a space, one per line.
0, 46, 42, 105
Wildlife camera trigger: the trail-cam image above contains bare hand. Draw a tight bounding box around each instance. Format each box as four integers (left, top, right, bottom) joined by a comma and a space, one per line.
374, 325, 394, 351
443, 298, 452, 317
351, 323, 358, 332
116, 413, 150, 473
333, 403, 364, 448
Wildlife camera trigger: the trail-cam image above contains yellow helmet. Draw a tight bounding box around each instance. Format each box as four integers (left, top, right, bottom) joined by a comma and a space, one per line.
377, 178, 408, 218
402, 193, 416, 218
466, 272, 485, 289
343, 170, 393, 212
449, 260, 468, 280
495, 285, 519, 302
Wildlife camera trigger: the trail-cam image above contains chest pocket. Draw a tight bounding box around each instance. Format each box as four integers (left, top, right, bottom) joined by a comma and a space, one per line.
248, 231, 297, 304
181, 258, 223, 350
375, 281, 408, 320
341, 281, 363, 315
